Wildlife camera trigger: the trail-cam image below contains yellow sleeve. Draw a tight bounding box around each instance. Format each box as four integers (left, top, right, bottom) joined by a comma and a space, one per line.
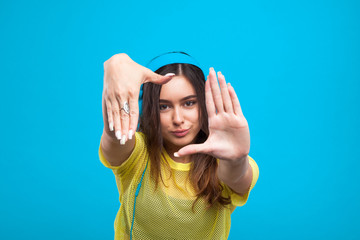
225, 156, 259, 207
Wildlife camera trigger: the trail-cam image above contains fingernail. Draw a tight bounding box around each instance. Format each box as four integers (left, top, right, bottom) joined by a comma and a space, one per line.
165, 73, 175, 77
115, 130, 121, 140
120, 135, 126, 145
109, 122, 114, 131
174, 152, 179, 157
128, 130, 133, 140
209, 67, 214, 73
228, 83, 231, 87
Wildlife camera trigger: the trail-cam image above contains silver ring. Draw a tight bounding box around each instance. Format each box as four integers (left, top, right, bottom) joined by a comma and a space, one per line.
121, 101, 130, 114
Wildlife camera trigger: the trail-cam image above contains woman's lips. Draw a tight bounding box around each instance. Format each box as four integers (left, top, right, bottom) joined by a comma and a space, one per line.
171, 129, 190, 137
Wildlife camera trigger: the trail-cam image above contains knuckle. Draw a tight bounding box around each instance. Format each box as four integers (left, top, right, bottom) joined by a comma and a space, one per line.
115, 93, 123, 102
130, 110, 137, 116
106, 94, 115, 102
114, 90, 124, 99
120, 112, 129, 119
128, 89, 136, 98
113, 109, 119, 116
153, 75, 160, 82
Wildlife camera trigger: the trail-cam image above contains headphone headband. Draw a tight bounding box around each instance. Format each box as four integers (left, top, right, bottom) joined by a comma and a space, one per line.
146, 51, 204, 73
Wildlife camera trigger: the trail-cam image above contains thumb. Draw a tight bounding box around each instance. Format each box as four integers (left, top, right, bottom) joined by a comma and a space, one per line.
174, 143, 210, 157
143, 67, 175, 84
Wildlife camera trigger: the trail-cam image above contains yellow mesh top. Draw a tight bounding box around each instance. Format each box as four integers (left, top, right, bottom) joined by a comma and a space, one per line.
98, 132, 259, 240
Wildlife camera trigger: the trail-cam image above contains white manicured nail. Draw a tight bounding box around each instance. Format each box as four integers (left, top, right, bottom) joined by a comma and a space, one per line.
115, 130, 121, 140
120, 135, 126, 145
109, 122, 114, 131
174, 152, 179, 157
128, 130, 133, 140
165, 73, 175, 77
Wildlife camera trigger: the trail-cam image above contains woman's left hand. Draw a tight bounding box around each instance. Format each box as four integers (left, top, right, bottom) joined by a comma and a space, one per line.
176, 67, 250, 163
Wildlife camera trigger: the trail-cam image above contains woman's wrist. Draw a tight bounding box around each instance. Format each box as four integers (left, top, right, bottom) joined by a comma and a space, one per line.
218, 155, 249, 182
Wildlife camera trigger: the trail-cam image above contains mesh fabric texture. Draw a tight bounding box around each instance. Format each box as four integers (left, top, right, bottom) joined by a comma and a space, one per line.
98, 132, 259, 240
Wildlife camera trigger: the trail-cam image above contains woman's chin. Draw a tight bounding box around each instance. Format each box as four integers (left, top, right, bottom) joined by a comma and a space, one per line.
164, 136, 195, 150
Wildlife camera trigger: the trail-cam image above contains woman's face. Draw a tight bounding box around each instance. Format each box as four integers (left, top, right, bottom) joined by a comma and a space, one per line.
159, 76, 201, 151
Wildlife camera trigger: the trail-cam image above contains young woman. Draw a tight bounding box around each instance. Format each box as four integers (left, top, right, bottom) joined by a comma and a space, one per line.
99, 52, 259, 239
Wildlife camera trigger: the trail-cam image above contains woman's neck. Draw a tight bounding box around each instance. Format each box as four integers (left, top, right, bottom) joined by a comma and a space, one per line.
164, 143, 192, 164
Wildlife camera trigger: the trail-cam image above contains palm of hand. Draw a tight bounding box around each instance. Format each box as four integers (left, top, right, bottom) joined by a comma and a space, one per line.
205, 113, 250, 161
177, 68, 250, 162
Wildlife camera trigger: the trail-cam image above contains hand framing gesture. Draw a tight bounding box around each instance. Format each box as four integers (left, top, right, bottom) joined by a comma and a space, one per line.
176, 68, 250, 162
103, 54, 174, 144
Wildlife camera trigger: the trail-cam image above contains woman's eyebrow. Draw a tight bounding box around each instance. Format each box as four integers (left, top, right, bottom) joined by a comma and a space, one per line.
159, 95, 197, 102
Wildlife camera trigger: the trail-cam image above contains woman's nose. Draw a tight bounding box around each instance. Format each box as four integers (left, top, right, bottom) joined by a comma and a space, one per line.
172, 107, 184, 125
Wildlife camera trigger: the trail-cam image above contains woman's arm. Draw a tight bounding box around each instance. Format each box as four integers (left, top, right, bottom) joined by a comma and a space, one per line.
217, 156, 253, 195
100, 53, 174, 166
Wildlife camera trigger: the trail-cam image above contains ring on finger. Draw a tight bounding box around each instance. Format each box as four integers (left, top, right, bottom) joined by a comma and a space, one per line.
120, 101, 130, 115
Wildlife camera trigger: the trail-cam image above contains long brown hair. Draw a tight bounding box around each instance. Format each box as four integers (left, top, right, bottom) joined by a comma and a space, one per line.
139, 63, 231, 210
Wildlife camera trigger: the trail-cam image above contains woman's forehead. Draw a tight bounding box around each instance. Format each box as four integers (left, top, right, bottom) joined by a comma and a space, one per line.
160, 76, 197, 99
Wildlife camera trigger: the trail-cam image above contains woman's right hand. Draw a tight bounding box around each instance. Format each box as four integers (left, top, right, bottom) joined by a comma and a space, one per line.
102, 53, 175, 145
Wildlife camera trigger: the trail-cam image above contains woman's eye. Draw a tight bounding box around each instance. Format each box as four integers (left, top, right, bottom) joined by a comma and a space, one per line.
159, 104, 169, 110
185, 100, 196, 107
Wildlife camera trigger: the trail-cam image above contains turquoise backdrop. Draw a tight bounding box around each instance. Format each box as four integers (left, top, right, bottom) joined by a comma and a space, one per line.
1, 0, 359, 239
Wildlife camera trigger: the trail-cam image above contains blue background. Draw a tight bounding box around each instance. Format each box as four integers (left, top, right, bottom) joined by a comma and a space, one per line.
1, 0, 359, 239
